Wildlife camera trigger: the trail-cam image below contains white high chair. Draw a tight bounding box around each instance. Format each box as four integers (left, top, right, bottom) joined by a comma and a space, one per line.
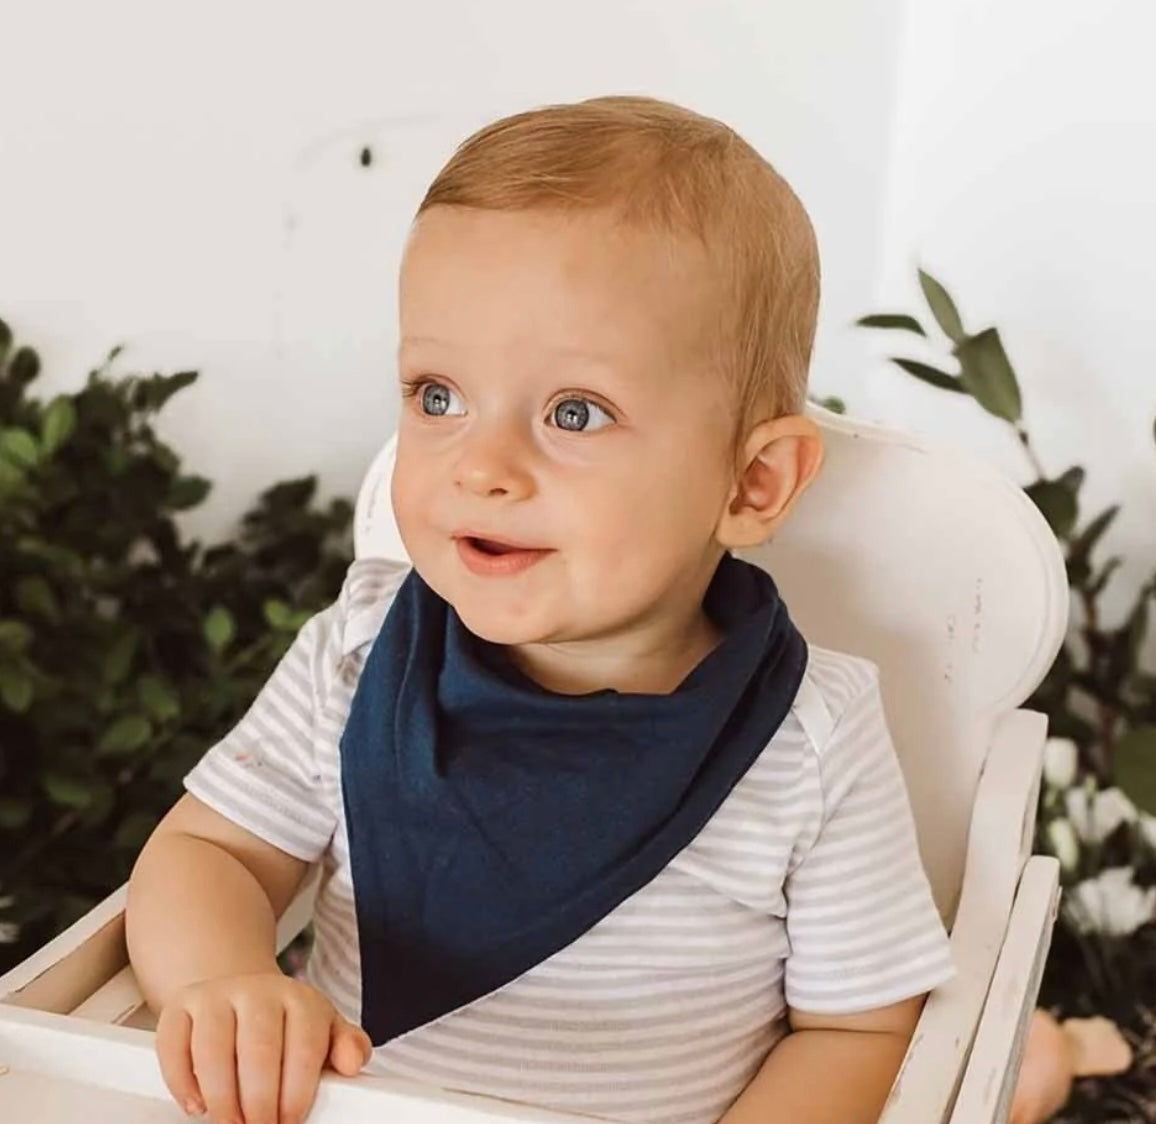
0, 407, 1069, 1124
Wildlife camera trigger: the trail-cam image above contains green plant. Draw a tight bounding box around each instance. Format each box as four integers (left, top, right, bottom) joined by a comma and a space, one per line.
859, 273, 1156, 811
861, 278, 1156, 1122
0, 318, 354, 971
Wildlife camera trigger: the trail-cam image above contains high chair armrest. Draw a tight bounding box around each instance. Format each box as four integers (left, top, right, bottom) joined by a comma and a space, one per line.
0, 885, 129, 1013
0, 866, 321, 1022
949, 855, 1061, 1124
878, 708, 1049, 1124
0, 1004, 596, 1123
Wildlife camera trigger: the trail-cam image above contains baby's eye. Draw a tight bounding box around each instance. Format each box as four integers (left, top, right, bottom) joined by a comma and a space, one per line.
417, 381, 466, 417
549, 397, 614, 433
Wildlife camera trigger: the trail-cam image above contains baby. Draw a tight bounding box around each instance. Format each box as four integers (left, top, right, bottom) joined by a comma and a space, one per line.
126, 95, 954, 1124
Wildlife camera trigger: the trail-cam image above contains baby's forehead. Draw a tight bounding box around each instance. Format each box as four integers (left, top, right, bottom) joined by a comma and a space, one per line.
408, 203, 714, 273
402, 206, 723, 344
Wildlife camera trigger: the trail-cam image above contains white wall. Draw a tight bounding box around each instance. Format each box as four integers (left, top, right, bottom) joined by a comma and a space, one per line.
871, 0, 1156, 624
0, 0, 905, 545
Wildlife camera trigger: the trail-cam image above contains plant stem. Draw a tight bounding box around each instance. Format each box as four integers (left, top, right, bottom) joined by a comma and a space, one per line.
1016, 425, 1048, 480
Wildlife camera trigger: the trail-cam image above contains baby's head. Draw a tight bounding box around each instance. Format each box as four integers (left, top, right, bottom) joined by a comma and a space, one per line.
391, 95, 824, 668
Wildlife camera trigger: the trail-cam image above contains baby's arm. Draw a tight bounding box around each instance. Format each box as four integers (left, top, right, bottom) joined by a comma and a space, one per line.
126, 793, 371, 1124
717, 996, 923, 1123
127, 792, 306, 1001
722, 661, 953, 1122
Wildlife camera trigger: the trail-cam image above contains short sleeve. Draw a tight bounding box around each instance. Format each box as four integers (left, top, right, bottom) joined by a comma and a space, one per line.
784, 671, 955, 1014
183, 600, 344, 863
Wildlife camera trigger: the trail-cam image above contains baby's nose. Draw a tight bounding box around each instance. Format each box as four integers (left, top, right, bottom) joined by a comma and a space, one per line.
453, 427, 535, 499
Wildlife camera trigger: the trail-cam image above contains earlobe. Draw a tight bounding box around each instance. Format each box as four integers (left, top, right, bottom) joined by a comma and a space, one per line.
715, 415, 824, 549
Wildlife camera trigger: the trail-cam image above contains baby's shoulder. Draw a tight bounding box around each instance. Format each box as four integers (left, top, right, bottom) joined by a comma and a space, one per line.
334, 557, 412, 657
790, 644, 883, 757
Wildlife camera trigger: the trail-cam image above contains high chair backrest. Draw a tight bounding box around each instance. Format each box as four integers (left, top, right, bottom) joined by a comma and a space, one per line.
353, 407, 1069, 925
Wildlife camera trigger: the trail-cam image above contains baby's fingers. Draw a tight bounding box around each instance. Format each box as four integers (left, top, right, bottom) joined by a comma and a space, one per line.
189, 1000, 242, 1123
278, 1006, 330, 1124
327, 1016, 373, 1076
155, 1006, 205, 1116
235, 1002, 285, 1124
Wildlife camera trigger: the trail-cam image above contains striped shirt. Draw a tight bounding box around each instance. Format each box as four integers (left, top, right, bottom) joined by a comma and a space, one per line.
185, 558, 954, 1124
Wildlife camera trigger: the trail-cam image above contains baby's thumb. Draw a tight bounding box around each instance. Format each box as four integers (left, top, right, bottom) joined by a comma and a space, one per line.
328, 1016, 373, 1075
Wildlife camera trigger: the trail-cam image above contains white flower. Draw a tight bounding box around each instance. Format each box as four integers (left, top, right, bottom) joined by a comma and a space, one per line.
1064, 786, 1138, 845
1043, 738, 1079, 790
1045, 818, 1081, 873
1063, 867, 1156, 937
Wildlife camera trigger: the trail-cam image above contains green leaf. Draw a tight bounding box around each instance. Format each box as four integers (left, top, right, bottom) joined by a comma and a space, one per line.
103, 448, 130, 476
138, 675, 181, 723
133, 371, 199, 412
78, 780, 116, 828
41, 772, 93, 810
1026, 480, 1079, 539
153, 443, 180, 474
813, 395, 847, 415
1070, 506, 1119, 571
1088, 557, 1123, 598
14, 538, 86, 579
0, 318, 11, 367
166, 475, 212, 510
203, 606, 236, 654
288, 609, 313, 630
890, 358, 967, 393
8, 346, 41, 387
40, 397, 77, 456
0, 663, 33, 712
0, 427, 40, 469
918, 270, 965, 343
0, 458, 26, 494
1115, 725, 1156, 815
263, 600, 294, 630
1127, 596, 1150, 667
14, 576, 61, 622
0, 619, 34, 653
954, 328, 1023, 422
857, 314, 927, 336
96, 714, 154, 757
102, 629, 139, 685
0, 797, 32, 830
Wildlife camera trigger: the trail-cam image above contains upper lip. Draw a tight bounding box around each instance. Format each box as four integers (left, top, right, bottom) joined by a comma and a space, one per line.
453, 530, 550, 552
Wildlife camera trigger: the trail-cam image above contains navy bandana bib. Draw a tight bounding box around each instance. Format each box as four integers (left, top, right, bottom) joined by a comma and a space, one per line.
339, 553, 807, 1044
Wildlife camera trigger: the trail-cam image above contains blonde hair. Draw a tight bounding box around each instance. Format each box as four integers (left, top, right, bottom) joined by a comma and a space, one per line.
417, 96, 820, 427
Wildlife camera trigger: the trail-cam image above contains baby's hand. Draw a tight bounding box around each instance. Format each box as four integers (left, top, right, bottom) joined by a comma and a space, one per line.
155, 971, 373, 1124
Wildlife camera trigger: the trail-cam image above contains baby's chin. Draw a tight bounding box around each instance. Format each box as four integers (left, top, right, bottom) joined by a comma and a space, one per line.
451, 602, 557, 648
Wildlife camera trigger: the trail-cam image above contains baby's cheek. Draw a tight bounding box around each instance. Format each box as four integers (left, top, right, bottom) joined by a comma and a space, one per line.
390, 477, 427, 538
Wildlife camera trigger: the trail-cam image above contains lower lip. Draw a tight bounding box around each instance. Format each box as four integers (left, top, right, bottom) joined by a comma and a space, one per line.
455, 537, 553, 577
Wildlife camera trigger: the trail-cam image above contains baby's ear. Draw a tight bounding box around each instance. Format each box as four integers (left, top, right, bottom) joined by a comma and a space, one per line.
715, 415, 824, 549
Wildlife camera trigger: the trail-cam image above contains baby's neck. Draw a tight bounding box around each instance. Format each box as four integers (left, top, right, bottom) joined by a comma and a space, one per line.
506, 607, 722, 697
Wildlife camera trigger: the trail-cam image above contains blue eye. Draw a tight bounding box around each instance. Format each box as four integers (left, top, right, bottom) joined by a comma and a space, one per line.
419, 382, 465, 417
550, 397, 614, 432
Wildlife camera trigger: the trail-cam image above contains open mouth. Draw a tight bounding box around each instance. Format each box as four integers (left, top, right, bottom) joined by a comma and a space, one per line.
455, 534, 552, 576
467, 536, 519, 556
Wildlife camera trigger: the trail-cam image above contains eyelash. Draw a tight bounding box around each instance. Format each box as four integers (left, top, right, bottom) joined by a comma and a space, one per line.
399, 378, 617, 426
